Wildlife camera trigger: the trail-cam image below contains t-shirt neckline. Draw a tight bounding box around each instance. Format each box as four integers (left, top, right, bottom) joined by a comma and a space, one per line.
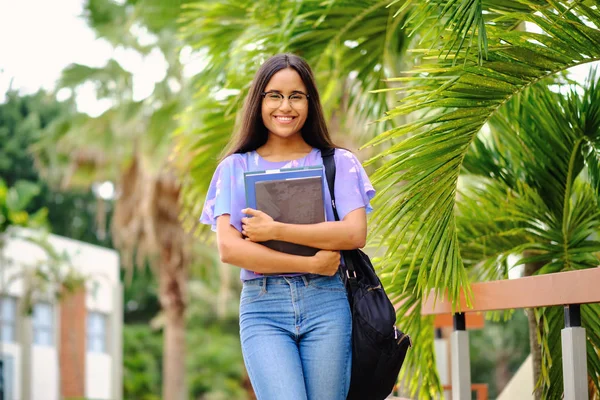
254, 148, 317, 165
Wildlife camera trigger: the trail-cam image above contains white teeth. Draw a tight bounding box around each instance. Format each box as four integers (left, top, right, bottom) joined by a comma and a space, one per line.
275, 116, 293, 121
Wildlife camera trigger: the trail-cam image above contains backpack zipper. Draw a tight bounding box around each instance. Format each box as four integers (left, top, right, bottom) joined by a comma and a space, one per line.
394, 326, 412, 347
367, 284, 382, 292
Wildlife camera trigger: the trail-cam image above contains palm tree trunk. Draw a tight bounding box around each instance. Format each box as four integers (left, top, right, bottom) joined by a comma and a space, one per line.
494, 352, 511, 394
524, 256, 545, 400
163, 306, 186, 400
159, 244, 187, 400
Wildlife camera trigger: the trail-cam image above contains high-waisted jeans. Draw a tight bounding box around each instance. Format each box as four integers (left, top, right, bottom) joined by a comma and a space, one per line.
239, 272, 352, 400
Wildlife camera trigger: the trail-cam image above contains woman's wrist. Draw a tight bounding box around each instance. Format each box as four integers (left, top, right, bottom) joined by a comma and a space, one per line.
272, 221, 285, 241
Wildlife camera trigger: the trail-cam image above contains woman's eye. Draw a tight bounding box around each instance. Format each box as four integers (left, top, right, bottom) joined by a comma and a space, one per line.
268, 93, 282, 99
290, 94, 302, 101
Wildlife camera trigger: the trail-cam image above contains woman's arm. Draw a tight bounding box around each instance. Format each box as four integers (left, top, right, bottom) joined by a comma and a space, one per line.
217, 215, 341, 275
242, 207, 367, 250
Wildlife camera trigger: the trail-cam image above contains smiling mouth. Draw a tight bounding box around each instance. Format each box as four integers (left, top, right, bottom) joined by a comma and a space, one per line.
273, 115, 296, 124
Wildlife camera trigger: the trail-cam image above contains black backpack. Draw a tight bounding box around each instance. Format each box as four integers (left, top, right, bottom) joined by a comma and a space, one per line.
322, 148, 412, 400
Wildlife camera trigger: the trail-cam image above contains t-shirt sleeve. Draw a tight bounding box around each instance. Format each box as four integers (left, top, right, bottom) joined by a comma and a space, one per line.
333, 149, 376, 220
199, 155, 245, 232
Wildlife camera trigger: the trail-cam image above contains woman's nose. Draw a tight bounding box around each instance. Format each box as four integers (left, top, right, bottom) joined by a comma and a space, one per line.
278, 98, 293, 111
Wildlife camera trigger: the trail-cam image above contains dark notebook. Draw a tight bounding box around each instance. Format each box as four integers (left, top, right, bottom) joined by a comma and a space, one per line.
254, 175, 325, 256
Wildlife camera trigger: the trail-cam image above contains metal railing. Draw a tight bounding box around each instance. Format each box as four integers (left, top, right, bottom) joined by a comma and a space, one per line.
421, 267, 600, 400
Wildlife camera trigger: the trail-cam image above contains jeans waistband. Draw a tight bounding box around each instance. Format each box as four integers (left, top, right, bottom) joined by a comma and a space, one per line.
243, 273, 334, 287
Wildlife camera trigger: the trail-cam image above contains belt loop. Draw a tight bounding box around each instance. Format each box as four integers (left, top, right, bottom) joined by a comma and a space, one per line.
301, 275, 309, 287
262, 277, 268, 292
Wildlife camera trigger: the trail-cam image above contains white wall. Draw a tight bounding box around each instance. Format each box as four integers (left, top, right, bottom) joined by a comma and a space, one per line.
1, 344, 21, 400
86, 353, 112, 399
31, 346, 59, 400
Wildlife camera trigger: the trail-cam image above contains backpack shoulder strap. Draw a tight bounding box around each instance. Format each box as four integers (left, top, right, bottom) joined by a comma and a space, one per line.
321, 148, 340, 222
321, 148, 358, 285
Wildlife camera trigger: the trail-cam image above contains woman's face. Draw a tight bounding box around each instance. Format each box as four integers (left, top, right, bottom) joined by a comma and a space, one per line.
261, 68, 309, 141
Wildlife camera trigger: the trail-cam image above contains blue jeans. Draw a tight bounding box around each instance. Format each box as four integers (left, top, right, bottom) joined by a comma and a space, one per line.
239, 273, 352, 400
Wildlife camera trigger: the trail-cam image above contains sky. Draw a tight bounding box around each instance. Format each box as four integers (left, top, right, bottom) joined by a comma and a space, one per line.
0, 0, 169, 116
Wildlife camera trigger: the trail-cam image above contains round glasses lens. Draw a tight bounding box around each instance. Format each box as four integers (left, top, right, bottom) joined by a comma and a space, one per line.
289, 94, 308, 108
265, 93, 283, 108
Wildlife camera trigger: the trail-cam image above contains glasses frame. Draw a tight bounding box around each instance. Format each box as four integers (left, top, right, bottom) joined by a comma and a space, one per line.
260, 91, 310, 109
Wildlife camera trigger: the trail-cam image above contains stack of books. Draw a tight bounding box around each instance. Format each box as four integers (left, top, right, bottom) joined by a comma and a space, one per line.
244, 166, 326, 257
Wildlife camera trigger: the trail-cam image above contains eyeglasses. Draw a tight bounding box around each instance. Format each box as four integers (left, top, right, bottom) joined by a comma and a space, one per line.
261, 91, 309, 109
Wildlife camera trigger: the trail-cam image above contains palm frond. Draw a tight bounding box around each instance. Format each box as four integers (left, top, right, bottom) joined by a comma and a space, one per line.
392, 0, 545, 63
83, 0, 151, 53
376, 248, 441, 399
173, 96, 239, 232
456, 178, 531, 281
578, 67, 600, 200
363, 2, 600, 306
60, 61, 134, 101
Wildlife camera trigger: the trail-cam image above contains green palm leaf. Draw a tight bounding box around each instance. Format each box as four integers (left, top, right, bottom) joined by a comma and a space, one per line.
391, 0, 545, 63
363, 2, 600, 307
376, 247, 442, 398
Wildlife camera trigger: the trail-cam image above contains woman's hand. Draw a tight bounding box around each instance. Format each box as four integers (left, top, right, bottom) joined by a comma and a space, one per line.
310, 250, 341, 276
241, 208, 279, 242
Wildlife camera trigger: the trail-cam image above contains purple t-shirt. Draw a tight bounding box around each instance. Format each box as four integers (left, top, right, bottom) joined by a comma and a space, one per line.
200, 147, 376, 281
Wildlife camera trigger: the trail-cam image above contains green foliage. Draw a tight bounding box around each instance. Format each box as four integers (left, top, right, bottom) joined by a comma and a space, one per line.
186, 320, 248, 400
356, 4, 600, 395
0, 90, 113, 246
60, 61, 134, 101
0, 90, 68, 185
185, 272, 248, 400
123, 325, 163, 400
0, 179, 47, 233
122, 264, 161, 324
35, 0, 191, 191
470, 310, 530, 398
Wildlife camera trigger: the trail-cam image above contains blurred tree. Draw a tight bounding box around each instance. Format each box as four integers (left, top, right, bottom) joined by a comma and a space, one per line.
0, 178, 48, 239
29, 1, 222, 399
122, 263, 161, 324
185, 277, 248, 400
123, 324, 163, 400
0, 90, 113, 246
470, 311, 530, 398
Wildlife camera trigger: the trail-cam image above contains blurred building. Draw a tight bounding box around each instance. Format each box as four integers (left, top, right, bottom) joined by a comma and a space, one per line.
0, 230, 122, 400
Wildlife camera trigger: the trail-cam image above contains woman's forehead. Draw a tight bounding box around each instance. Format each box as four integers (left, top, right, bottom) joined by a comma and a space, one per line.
265, 68, 307, 91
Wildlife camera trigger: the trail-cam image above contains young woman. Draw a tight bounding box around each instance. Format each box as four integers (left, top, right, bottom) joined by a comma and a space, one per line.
200, 53, 375, 400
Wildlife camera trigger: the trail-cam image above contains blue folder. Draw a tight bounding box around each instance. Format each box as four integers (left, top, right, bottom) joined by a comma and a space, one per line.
243, 166, 327, 257
244, 166, 326, 211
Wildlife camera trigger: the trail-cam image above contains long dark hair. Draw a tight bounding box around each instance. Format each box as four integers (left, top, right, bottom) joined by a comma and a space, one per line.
223, 53, 337, 158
